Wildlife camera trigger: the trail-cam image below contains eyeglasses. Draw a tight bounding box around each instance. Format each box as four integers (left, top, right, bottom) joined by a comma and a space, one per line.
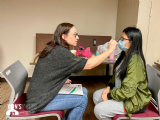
116, 37, 130, 42
73, 33, 78, 38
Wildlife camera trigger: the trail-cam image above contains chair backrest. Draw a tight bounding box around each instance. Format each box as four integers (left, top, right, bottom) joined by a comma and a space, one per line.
1, 60, 28, 107
146, 64, 160, 115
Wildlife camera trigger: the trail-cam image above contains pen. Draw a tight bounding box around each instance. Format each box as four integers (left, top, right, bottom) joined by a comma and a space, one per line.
69, 87, 76, 94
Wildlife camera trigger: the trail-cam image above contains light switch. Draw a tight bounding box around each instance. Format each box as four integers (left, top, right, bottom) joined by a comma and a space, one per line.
93, 39, 96, 46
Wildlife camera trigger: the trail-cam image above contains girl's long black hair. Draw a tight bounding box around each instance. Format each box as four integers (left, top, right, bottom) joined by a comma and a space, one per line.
113, 27, 147, 81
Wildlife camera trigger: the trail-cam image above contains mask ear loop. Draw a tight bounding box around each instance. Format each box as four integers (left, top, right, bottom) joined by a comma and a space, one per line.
116, 39, 121, 42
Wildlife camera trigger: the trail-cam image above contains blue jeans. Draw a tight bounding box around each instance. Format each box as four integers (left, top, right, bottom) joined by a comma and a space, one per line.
41, 87, 88, 120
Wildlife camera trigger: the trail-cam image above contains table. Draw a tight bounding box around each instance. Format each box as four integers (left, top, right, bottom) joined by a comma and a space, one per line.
102, 59, 116, 76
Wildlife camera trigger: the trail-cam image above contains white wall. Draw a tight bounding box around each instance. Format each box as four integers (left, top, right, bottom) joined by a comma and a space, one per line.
0, 0, 2, 73
145, 0, 160, 65
115, 0, 139, 40
137, 0, 160, 65
137, 0, 152, 59
0, 0, 118, 77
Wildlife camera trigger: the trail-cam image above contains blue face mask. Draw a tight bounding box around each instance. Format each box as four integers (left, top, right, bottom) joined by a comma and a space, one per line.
118, 40, 128, 51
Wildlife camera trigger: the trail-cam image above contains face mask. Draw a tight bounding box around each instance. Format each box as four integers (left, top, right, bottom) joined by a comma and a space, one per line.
118, 40, 128, 51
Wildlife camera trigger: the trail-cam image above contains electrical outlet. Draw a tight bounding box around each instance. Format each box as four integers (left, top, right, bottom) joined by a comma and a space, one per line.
93, 39, 96, 46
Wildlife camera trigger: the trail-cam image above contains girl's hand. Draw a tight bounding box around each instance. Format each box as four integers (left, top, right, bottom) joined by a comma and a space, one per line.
65, 79, 72, 85
102, 86, 110, 101
102, 93, 108, 101
102, 86, 110, 94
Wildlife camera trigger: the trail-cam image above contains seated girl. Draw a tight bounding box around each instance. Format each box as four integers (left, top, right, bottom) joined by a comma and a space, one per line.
93, 27, 151, 120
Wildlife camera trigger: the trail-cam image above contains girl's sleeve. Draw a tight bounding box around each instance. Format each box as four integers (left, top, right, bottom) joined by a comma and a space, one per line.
107, 76, 115, 89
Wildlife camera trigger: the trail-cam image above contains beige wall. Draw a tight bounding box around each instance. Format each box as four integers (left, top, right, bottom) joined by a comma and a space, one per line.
137, 0, 151, 59
0, 0, 2, 74
0, 0, 118, 77
145, 0, 160, 65
115, 0, 139, 40
137, 0, 160, 65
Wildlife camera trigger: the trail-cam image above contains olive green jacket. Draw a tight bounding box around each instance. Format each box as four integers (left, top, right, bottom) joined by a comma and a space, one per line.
108, 54, 151, 118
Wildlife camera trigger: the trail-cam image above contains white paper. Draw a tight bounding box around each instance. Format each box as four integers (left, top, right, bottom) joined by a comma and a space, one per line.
58, 84, 83, 95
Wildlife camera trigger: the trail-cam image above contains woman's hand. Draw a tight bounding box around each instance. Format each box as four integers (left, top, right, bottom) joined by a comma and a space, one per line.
65, 79, 72, 85
108, 39, 118, 52
83, 39, 117, 70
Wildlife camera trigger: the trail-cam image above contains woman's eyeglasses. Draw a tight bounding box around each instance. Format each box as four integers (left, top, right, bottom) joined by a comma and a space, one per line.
73, 33, 78, 38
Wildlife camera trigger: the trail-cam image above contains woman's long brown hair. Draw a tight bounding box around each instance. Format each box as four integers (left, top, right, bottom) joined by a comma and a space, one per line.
33, 23, 74, 64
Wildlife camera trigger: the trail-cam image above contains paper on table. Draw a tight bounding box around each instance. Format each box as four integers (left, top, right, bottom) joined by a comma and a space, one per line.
58, 84, 84, 95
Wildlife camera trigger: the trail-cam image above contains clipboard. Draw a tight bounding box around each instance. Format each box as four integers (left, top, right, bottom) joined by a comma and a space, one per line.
58, 84, 84, 95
